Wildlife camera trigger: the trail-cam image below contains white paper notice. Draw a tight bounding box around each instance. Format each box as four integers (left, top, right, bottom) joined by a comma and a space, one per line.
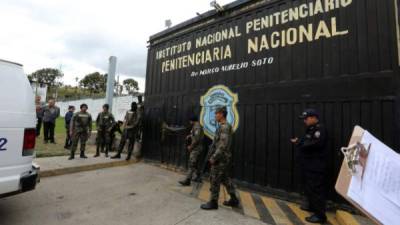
347, 131, 400, 225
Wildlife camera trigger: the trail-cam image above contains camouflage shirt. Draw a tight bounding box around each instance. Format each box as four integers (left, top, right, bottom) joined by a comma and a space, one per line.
96, 111, 115, 131
70, 111, 93, 133
210, 121, 233, 163
189, 122, 204, 151
124, 110, 139, 129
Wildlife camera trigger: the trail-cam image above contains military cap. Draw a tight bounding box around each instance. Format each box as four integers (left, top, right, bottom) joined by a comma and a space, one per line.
215, 106, 228, 117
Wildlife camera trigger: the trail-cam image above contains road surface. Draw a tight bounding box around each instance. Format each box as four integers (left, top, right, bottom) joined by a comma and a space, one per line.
0, 163, 266, 225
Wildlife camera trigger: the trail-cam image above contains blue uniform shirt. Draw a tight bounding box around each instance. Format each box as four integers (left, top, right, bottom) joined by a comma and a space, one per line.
65, 111, 74, 129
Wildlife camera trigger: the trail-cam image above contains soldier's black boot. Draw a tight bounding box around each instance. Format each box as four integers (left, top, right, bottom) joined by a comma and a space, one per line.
111, 154, 121, 159
305, 214, 327, 224
300, 201, 312, 212
80, 151, 88, 159
178, 178, 191, 186
192, 173, 202, 183
105, 145, 109, 157
223, 194, 240, 207
200, 200, 218, 210
111, 147, 122, 159
126, 150, 132, 161
94, 146, 100, 157
68, 151, 75, 160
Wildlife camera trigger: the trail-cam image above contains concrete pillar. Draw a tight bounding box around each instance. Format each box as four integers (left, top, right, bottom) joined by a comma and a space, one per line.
106, 56, 117, 110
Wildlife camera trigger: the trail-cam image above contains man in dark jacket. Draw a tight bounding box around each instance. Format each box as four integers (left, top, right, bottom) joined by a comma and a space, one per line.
64, 106, 75, 149
42, 98, 60, 144
291, 109, 328, 223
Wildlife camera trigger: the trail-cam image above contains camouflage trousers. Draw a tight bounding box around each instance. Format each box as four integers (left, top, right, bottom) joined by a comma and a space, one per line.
97, 129, 111, 145
71, 131, 89, 154
185, 148, 202, 180
209, 162, 236, 201
96, 129, 111, 153
117, 128, 136, 155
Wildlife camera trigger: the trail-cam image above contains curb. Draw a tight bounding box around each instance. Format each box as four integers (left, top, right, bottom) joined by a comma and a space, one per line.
39, 159, 140, 178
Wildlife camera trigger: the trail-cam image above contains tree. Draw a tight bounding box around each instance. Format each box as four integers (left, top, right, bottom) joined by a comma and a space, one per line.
123, 78, 139, 95
29, 68, 63, 86
79, 72, 106, 94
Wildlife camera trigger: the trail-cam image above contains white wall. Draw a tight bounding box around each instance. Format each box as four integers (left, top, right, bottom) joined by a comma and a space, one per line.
57, 96, 138, 121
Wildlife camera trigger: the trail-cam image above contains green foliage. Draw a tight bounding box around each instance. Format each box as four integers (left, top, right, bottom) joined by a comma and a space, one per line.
79, 72, 107, 94
56, 86, 105, 101
123, 78, 139, 94
29, 68, 63, 86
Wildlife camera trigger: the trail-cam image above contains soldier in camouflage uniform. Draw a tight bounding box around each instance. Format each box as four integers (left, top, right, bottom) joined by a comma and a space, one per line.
94, 104, 116, 157
201, 107, 239, 210
111, 102, 139, 160
69, 104, 92, 160
179, 116, 204, 186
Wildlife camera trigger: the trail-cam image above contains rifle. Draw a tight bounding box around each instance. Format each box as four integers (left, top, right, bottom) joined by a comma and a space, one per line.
200, 142, 216, 177
185, 136, 192, 148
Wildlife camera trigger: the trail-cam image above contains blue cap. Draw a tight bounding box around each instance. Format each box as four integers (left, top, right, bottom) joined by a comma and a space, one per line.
299, 109, 319, 119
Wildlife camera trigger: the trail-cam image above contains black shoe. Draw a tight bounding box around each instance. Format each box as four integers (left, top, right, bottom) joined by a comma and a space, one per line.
111, 154, 121, 159
192, 176, 202, 183
94, 154, 100, 158
223, 195, 239, 207
80, 155, 88, 159
126, 152, 132, 161
200, 201, 218, 210
68, 156, 74, 160
305, 214, 327, 224
300, 204, 313, 212
179, 179, 191, 186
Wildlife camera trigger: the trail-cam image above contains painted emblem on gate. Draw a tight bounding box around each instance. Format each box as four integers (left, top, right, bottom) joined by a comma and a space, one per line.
200, 85, 239, 139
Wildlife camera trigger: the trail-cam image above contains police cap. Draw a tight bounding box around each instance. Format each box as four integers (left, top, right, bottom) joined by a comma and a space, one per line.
298, 109, 319, 119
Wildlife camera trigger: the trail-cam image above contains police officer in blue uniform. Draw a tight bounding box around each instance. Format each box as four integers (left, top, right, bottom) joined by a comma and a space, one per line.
291, 109, 328, 223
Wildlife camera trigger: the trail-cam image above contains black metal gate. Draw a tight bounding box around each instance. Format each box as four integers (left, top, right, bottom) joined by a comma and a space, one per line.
143, 0, 400, 202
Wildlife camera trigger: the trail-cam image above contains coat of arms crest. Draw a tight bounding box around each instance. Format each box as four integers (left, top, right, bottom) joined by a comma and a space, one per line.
200, 85, 239, 138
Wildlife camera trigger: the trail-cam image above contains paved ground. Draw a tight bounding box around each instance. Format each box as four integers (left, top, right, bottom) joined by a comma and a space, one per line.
0, 163, 266, 225
35, 154, 129, 171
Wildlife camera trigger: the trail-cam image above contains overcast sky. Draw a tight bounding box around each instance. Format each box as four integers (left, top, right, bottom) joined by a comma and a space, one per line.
0, 0, 233, 91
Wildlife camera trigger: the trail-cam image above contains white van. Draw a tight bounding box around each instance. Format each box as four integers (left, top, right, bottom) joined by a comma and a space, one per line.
0, 59, 39, 198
